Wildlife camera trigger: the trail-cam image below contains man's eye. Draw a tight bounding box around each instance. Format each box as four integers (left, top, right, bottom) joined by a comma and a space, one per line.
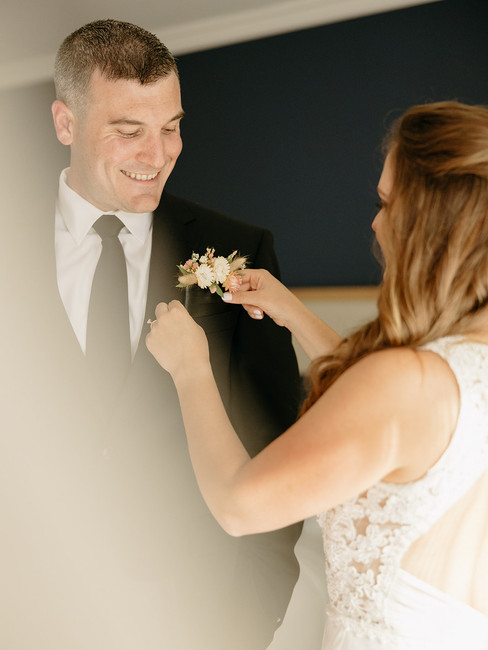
118, 130, 139, 138
376, 200, 385, 210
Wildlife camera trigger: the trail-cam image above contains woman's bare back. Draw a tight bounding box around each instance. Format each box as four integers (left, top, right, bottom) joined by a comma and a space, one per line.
401, 467, 488, 615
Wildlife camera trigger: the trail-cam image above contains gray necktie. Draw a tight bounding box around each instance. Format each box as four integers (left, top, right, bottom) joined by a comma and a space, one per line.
86, 215, 131, 385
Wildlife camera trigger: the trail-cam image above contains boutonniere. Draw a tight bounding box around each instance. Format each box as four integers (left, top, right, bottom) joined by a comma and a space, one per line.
177, 247, 247, 298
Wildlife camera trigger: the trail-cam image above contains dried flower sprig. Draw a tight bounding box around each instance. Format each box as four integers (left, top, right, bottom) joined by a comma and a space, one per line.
177, 248, 247, 298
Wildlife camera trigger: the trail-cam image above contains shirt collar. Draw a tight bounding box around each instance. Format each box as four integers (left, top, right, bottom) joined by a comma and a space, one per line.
57, 168, 153, 245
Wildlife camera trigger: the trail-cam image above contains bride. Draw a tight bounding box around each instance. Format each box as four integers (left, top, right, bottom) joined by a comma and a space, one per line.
146, 101, 488, 649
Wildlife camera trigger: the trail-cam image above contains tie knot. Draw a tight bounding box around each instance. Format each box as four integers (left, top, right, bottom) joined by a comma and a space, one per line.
93, 214, 124, 240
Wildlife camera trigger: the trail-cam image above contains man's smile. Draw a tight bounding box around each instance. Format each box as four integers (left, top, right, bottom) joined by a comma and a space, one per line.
121, 170, 160, 181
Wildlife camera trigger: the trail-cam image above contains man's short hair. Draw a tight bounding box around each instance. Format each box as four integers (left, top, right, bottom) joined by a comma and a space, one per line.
54, 19, 178, 111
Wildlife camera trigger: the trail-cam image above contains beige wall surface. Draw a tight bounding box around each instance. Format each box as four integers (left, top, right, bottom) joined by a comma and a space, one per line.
291, 287, 379, 374
1, 80, 68, 234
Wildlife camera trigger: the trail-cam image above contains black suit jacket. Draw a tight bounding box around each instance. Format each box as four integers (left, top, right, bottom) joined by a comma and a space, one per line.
1, 192, 302, 650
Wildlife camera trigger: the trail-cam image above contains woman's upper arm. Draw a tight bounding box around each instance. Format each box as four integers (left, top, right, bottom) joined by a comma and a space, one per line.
229, 347, 458, 534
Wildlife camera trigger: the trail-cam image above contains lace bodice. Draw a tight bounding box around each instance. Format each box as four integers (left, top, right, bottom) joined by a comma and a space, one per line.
317, 337, 488, 643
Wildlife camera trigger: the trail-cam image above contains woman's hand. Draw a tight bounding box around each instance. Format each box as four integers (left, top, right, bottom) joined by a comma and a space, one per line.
222, 269, 302, 328
145, 300, 210, 383
223, 268, 343, 359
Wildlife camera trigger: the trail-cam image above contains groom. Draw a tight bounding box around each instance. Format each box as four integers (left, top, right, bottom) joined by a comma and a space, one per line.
1, 19, 301, 650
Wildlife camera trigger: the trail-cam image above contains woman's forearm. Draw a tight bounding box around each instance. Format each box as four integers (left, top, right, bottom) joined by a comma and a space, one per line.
173, 364, 252, 535
281, 293, 343, 360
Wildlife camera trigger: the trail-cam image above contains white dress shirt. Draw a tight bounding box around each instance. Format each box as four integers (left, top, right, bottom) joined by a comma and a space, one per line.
55, 168, 153, 358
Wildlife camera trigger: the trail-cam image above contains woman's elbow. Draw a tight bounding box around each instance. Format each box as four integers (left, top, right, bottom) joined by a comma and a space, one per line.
213, 501, 262, 537
215, 511, 252, 537
209, 480, 266, 537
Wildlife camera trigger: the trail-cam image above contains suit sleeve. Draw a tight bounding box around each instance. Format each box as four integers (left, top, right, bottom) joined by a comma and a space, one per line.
226, 228, 304, 648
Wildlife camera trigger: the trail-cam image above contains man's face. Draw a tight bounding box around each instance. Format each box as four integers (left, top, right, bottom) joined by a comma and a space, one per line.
55, 70, 184, 213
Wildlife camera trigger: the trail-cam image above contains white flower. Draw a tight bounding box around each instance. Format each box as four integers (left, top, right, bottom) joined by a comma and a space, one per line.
213, 256, 231, 283
176, 248, 247, 295
195, 263, 215, 289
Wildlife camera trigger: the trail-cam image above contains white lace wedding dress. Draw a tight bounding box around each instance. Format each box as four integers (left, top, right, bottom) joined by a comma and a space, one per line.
317, 337, 488, 649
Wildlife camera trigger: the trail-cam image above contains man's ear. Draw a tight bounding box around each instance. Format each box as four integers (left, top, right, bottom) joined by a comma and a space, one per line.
51, 100, 76, 145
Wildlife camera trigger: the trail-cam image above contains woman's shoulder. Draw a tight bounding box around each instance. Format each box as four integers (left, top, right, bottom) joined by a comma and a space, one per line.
340, 343, 455, 396
348, 335, 487, 385
315, 344, 458, 450
327, 344, 460, 483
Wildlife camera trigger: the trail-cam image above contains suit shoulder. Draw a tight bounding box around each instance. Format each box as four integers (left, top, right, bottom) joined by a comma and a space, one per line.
158, 192, 269, 238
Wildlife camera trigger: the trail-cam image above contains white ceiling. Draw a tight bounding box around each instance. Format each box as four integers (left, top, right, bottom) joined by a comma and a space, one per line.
1, 0, 439, 90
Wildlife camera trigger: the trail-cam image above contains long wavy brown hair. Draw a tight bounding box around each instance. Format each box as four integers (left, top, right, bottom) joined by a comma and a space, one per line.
302, 101, 488, 412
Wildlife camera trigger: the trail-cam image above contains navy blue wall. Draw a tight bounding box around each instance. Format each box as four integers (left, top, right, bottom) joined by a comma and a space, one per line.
165, 0, 488, 286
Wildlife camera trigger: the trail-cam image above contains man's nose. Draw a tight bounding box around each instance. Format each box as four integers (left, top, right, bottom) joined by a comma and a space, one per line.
138, 133, 166, 168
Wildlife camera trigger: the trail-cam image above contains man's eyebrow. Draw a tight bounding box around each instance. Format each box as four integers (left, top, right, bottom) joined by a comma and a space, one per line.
109, 119, 144, 126
109, 111, 185, 126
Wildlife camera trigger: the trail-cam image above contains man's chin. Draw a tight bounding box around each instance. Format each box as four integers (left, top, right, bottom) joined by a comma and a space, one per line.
128, 192, 164, 213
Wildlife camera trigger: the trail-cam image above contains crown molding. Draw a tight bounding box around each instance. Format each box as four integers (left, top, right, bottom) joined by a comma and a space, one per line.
162, 0, 439, 56
0, 0, 439, 91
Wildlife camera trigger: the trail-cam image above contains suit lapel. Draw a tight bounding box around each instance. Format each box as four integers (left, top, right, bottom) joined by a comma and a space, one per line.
131, 193, 194, 368
145, 195, 194, 319
128, 194, 236, 408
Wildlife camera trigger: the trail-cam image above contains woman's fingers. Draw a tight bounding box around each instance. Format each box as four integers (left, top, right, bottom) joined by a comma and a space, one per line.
243, 304, 264, 319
